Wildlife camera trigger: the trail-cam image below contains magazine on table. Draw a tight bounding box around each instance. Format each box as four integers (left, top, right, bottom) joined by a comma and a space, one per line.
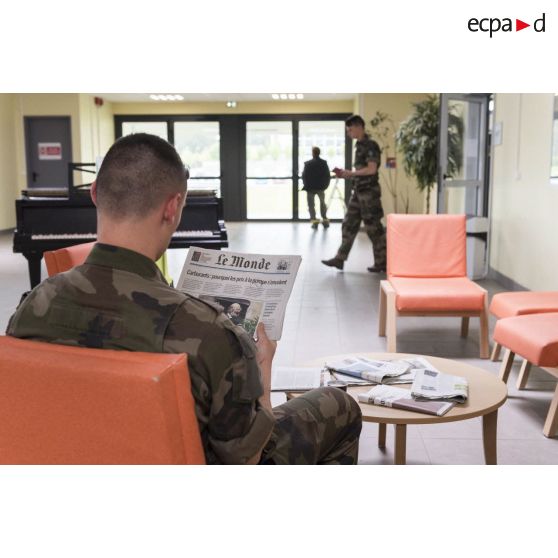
176, 248, 301, 340
325, 356, 436, 385
357, 385, 455, 417
271, 367, 323, 392
411, 370, 469, 403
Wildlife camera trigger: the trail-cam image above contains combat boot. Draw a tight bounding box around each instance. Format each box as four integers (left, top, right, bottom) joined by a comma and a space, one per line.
367, 265, 386, 273
322, 219, 330, 229
322, 257, 344, 270
311, 219, 320, 229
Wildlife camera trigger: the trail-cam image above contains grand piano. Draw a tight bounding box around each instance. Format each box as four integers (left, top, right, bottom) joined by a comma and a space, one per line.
13, 163, 228, 288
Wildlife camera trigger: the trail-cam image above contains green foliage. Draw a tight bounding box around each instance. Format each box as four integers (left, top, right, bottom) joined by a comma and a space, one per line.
368, 110, 409, 213
395, 95, 463, 212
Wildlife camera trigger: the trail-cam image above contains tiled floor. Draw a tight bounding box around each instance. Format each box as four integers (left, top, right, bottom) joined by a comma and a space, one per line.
2, 222, 557, 464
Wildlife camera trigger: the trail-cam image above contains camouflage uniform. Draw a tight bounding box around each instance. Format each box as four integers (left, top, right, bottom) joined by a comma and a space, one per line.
7, 243, 362, 465
336, 134, 387, 267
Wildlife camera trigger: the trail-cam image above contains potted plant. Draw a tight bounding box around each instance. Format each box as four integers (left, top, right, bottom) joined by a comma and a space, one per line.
396, 95, 463, 213
368, 110, 409, 213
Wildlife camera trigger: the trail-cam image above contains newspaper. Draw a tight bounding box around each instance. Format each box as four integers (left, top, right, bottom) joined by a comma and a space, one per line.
271, 367, 322, 392
176, 247, 301, 340
326, 356, 436, 385
358, 385, 455, 416
411, 370, 469, 403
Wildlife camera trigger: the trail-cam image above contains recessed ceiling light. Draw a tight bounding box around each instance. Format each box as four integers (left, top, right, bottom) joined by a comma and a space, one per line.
272, 94, 279, 100
226, 101, 237, 108
288, 93, 296, 100
280, 94, 287, 100
296, 93, 304, 99
150, 94, 184, 101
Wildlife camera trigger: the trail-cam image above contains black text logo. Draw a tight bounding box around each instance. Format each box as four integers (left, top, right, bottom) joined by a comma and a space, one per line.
468, 13, 546, 37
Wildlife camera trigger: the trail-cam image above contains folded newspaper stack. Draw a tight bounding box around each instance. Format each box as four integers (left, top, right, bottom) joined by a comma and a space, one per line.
357, 385, 455, 416
326, 356, 435, 385
411, 369, 469, 403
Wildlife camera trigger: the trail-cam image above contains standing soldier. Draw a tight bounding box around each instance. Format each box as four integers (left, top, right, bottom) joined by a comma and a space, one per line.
322, 115, 387, 272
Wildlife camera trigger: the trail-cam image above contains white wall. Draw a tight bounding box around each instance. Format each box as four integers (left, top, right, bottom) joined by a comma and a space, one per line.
489, 93, 558, 290
360, 93, 431, 215
0, 94, 17, 229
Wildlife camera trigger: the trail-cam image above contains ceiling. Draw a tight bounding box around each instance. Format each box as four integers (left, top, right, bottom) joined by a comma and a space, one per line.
98, 93, 356, 103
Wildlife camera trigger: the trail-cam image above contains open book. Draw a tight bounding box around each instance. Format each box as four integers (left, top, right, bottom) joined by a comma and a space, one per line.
358, 385, 455, 417
176, 248, 301, 340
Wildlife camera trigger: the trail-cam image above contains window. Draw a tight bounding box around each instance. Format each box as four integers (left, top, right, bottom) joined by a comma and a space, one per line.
121, 121, 168, 140
174, 122, 220, 195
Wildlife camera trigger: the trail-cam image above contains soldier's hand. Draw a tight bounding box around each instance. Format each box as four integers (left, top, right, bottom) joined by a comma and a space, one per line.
340, 169, 353, 179
255, 322, 277, 367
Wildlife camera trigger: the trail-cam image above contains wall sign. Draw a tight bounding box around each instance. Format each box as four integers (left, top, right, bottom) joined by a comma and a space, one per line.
38, 142, 62, 160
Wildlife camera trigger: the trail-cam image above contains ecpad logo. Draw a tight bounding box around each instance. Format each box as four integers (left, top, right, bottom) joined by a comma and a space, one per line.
468, 12, 546, 37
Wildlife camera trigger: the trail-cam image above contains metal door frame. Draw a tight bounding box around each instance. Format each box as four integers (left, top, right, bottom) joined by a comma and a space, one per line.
437, 94, 490, 216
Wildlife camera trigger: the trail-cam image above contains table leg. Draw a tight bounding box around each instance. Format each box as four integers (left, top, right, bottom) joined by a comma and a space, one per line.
394, 424, 407, 465
378, 423, 386, 448
482, 411, 498, 465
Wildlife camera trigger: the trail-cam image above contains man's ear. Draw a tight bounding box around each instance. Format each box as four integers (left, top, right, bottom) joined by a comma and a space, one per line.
90, 181, 98, 206
162, 192, 183, 223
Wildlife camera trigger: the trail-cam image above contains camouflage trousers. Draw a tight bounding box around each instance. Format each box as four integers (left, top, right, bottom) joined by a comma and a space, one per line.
260, 387, 362, 465
336, 187, 387, 266
306, 190, 328, 221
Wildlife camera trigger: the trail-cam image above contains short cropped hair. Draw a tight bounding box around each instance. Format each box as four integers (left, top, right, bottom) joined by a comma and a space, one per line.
96, 133, 188, 218
345, 114, 365, 128
312, 146, 321, 157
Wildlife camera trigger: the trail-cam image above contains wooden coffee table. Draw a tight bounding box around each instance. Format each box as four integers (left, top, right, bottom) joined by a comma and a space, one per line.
305, 353, 508, 465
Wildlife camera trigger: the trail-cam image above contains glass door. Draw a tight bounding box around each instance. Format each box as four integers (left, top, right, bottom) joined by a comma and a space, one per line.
437, 94, 489, 215
174, 121, 221, 195
246, 121, 293, 219
298, 120, 346, 219
121, 121, 168, 140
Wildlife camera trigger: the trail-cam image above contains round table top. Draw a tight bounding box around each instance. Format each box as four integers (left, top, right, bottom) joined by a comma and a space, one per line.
306, 353, 508, 425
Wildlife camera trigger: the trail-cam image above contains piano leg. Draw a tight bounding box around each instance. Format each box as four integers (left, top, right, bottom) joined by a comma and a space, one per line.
25, 253, 42, 289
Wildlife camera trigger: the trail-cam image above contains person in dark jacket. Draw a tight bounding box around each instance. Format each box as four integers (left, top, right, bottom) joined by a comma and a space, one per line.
302, 147, 331, 229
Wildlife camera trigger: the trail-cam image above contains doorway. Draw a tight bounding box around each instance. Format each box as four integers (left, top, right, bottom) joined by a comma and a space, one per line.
437, 94, 490, 216
24, 116, 72, 190
244, 115, 351, 220
115, 113, 351, 221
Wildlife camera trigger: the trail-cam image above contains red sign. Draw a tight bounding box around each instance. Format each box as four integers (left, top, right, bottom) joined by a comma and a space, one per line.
38, 142, 62, 160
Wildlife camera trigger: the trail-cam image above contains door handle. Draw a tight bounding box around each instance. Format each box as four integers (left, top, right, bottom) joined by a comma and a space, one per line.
32, 171, 38, 182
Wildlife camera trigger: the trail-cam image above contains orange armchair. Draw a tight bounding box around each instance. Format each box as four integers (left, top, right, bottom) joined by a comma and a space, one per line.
44, 242, 172, 283
44, 242, 96, 277
378, 214, 489, 358
494, 313, 558, 437
0, 336, 205, 464
489, 291, 558, 361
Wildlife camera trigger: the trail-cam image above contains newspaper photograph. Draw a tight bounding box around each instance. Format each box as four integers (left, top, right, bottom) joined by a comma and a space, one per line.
177, 247, 302, 340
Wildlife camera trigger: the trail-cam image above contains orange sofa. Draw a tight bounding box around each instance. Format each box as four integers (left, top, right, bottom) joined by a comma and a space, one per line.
378, 214, 489, 358
494, 313, 558, 437
0, 336, 205, 464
